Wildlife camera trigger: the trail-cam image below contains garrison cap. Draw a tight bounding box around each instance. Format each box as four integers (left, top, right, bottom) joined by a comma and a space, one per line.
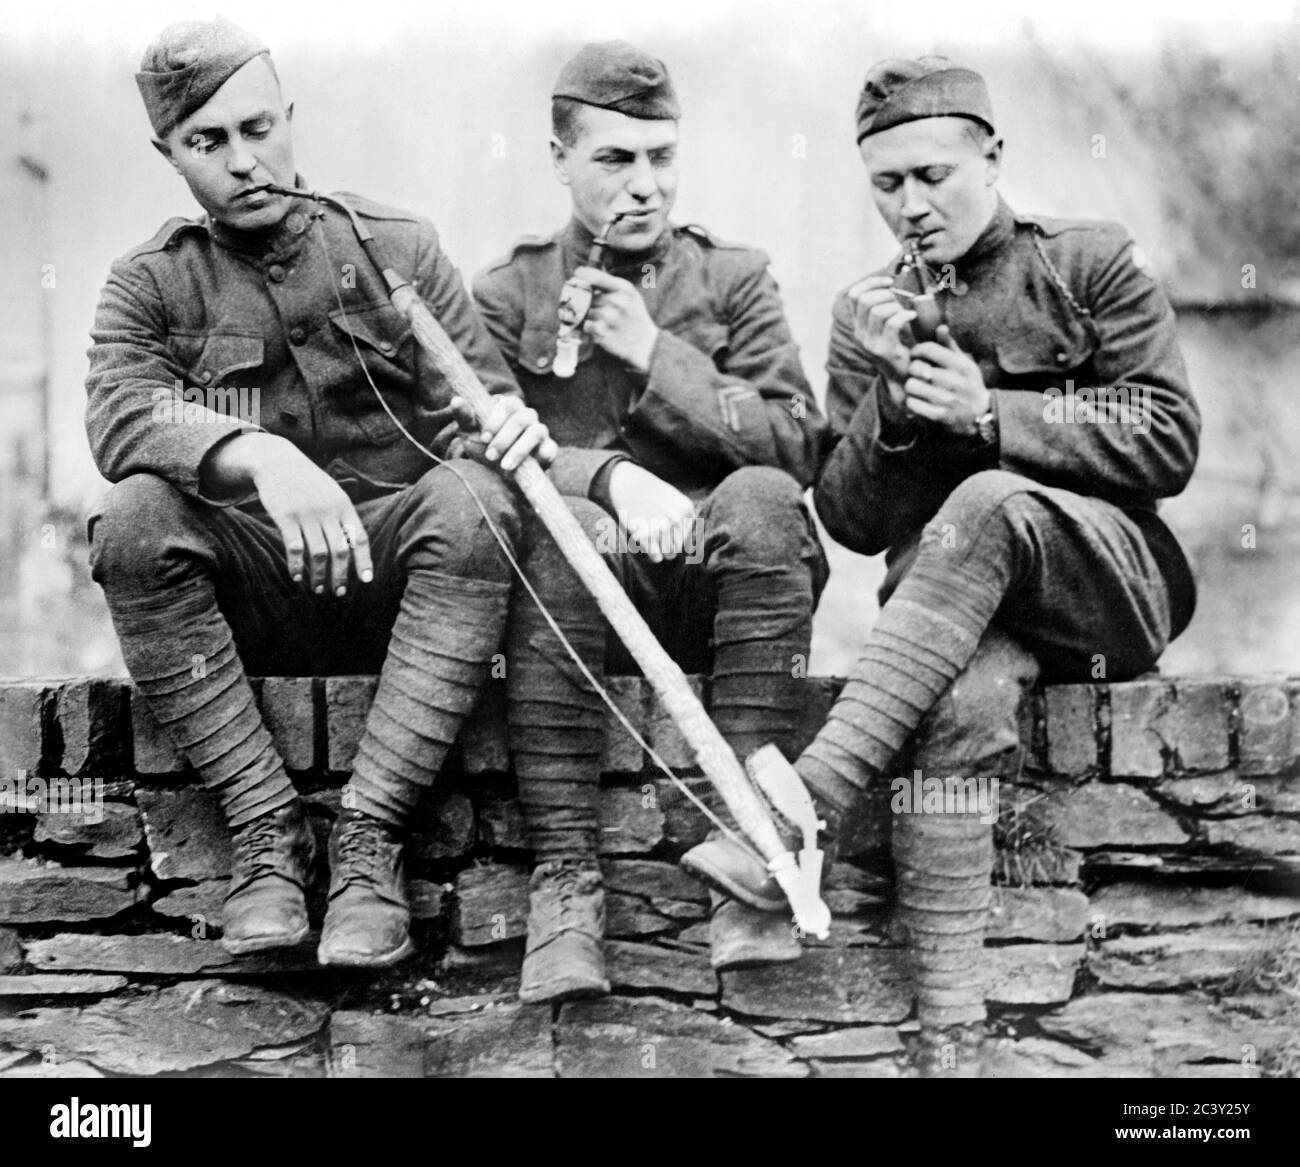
855, 57, 995, 143
136, 16, 270, 138
553, 40, 680, 120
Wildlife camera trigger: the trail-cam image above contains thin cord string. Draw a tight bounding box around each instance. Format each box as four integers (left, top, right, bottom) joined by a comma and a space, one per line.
312, 216, 761, 860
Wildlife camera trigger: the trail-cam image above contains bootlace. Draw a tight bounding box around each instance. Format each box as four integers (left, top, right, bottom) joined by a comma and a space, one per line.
337, 816, 393, 883
233, 814, 288, 879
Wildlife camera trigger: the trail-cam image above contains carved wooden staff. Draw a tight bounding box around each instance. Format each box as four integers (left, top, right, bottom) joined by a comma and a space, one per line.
263, 185, 829, 937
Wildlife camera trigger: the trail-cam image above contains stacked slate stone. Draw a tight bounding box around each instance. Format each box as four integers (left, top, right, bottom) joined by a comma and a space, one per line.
0, 673, 1296, 1078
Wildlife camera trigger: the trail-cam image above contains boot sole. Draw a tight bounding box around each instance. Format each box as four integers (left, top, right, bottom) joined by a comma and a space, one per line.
518, 978, 611, 1005
680, 852, 786, 913
317, 936, 415, 968
221, 922, 311, 957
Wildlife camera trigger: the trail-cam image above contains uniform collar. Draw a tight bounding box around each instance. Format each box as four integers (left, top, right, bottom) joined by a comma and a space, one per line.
206, 174, 318, 261
561, 216, 674, 275
955, 194, 1016, 273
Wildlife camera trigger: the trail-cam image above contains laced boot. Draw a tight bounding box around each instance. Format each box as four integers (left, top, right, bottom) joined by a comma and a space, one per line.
221, 801, 316, 955
707, 891, 802, 971
518, 859, 610, 1004
317, 808, 413, 968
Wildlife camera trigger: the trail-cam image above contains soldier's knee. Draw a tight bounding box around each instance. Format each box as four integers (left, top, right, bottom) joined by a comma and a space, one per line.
406, 460, 522, 580
930, 469, 1039, 540
89, 474, 194, 589
911, 629, 1040, 770
702, 466, 812, 564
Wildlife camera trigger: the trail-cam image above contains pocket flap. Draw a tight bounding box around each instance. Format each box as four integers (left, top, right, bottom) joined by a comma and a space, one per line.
328, 302, 412, 358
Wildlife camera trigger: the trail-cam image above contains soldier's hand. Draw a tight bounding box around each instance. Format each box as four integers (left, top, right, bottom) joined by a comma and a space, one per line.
905, 325, 991, 434
576, 268, 660, 373
247, 437, 374, 597
607, 462, 697, 564
450, 395, 557, 473
846, 275, 916, 423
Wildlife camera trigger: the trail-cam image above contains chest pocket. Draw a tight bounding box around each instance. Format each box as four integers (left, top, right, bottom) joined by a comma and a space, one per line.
995, 322, 1097, 385
519, 324, 558, 377
328, 302, 415, 443
169, 331, 264, 387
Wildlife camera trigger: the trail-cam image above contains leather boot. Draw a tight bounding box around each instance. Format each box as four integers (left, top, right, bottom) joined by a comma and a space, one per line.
707, 893, 801, 971
518, 860, 610, 1004
317, 808, 413, 968
221, 801, 316, 955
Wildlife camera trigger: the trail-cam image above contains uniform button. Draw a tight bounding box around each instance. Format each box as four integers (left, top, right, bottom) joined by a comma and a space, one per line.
198, 370, 212, 384
536, 356, 549, 368
1055, 350, 1070, 365
378, 340, 395, 356
268, 264, 286, 283
286, 211, 307, 235
279, 411, 300, 428
289, 326, 307, 345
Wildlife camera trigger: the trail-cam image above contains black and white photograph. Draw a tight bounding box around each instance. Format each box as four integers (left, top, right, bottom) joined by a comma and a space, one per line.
0, 0, 1296, 1107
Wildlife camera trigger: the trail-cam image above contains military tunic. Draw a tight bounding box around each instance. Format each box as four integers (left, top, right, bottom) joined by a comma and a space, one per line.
85, 184, 520, 511
472, 218, 826, 500
816, 196, 1200, 634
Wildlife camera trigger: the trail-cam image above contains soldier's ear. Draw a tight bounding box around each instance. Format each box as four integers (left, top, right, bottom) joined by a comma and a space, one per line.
152, 138, 181, 172
549, 136, 572, 186
983, 135, 1004, 184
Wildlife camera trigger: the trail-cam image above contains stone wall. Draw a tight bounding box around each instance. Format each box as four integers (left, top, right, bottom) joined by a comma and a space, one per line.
0, 673, 1297, 1078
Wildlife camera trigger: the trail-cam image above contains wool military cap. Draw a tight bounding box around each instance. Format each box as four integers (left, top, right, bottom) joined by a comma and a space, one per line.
855, 57, 995, 143
553, 40, 680, 120
136, 16, 270, 138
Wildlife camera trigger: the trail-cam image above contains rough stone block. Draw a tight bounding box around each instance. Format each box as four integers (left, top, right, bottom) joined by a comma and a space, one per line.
1042, 782, 1189, 848
1044, 685, 1098, 775
721, 948, 911, 1024
474, 778, 528, 850
1204, 816, 1300, 856
0, 974, 128, 996
408, 790, 476, 861
34, 800, 143, 860
555, 996, 807, 1078
424, 1001, 555, 1078
328, 1011, 430, 1078
0, 925, 21, 972
1090, 925, 1274, 989
986, 942, 1083, 1004
787, 1026, 904, 1059
0, 860, 138, 924
606, 893, 676, 939
22, 932, 319, 975
0, 680, 59, 775
56, 679, 127, 776
128, 685, 187, 774
136, 785, 232, 880
1108, 680, 1168, 778
986, 887, 1089, 941
1090, 882, 1300, 928
255, 676, 316, 770
1237, 679, 1299, 775
601, 676, 647, 773
645, 677, 705, 770
324, 676, 377, 771
598, 785, 664, 854
604, 940, 715, 996
0, 980, 326, 1076
452, 863, 528, 947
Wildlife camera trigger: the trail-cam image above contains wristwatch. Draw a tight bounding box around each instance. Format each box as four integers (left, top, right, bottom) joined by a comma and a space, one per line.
972, 406, 998, 448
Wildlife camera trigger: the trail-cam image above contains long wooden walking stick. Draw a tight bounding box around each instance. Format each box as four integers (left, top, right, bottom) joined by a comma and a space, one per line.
265, 186, 830, 937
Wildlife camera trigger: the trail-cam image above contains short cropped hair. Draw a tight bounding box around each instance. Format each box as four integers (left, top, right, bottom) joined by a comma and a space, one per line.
551, 97, 589, 148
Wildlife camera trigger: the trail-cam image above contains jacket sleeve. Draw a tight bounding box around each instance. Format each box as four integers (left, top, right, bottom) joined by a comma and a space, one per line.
813, 291, 974, 556
412, 222, 526, 460
84, 260, 265, 499
626, 251, 826, 488
994, 232, 1201, 503
471, 263, 623, 499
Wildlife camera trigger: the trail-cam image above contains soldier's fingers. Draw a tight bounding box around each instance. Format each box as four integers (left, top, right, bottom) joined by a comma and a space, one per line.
576, 267, 631, 293
302, 520, 332, 595
536, 435, 559, 469
904, 395, 946, 422
448, 395, 481, 437
343, 514, 374, 585
500, 419, 550, 473
483, 409, 533, 464
912, 340, 964, 369
904, 378, 955, 407
329, 519, 352, 597
880, 308, 916, 348
279, 519, 307, 587
847, 275, 895, 300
